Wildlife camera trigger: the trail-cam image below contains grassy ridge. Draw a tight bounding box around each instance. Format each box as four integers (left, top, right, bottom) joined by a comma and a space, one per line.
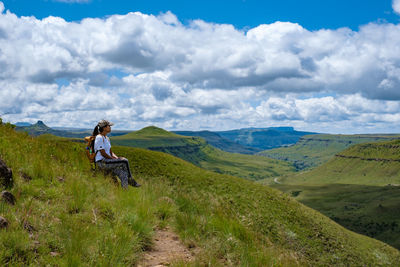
1, 124, 399, 265
112, 126, 295, 181
259, 134, 400, 170
280, 139, 400, 186
339, 139, 400, 160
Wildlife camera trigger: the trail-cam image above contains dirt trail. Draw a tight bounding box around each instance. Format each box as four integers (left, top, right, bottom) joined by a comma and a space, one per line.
138, 228, 195, 267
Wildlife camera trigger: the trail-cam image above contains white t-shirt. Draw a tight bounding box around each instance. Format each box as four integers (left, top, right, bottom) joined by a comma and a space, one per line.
94, 134, 111, 162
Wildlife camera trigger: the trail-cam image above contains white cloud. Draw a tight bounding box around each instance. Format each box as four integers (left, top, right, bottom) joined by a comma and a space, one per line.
394, 0, 400, 15
1, 3, 400, 132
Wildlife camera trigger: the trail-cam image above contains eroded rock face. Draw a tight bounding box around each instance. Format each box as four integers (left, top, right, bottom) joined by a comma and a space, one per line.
0, 158, 13, 188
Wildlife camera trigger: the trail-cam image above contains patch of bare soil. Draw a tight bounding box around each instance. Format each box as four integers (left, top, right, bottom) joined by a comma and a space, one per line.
138, 228, 195, 267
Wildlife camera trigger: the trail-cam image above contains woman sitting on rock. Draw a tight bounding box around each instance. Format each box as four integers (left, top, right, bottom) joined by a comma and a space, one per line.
92, 120, 140, 188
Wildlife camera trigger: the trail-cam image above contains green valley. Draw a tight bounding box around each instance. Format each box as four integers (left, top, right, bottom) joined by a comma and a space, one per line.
1, 122, 399, 266
265, 139, 400, 250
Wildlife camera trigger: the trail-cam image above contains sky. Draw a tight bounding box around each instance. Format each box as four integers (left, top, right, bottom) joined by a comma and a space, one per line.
1, 0, 400, 133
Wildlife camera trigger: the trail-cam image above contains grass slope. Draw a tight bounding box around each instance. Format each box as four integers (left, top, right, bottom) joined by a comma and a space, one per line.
112, 126, 295, 181
270, 184, 400, 250
259, 134, 400, 170
1, 123, 399, 265
264, 139, 400, 250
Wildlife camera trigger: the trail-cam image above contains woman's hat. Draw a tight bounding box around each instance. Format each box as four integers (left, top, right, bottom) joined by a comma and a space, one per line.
98, 119, 114, 127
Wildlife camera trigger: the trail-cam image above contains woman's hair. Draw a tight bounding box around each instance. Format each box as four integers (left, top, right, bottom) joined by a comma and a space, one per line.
92, 124, 105, 136
91, 124, 105, 152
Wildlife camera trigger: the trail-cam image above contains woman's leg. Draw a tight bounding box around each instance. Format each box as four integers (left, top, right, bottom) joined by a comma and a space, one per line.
97, 159, 137, 188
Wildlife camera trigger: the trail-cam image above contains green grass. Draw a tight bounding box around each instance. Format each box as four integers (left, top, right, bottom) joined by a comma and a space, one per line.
259, 134, 400, 170
1, 123, 400, 266
114, 145, 400, 266
269, 184, 400, 250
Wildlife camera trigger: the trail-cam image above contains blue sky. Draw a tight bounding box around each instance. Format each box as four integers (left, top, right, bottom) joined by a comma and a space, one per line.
1, 0, 400, 133
2, 0, 399, 30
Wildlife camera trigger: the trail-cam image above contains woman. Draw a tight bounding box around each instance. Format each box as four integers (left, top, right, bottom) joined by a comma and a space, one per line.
92, 119, 140, 188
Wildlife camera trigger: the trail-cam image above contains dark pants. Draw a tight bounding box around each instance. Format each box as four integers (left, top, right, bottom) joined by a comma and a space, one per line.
96, 158, 137, 188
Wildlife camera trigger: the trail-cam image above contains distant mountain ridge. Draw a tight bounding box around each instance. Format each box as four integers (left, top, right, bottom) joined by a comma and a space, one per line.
15, 121, 129, 138
173, 130, 260, 154
216, 127, 317, 150
14, 122, 32, 127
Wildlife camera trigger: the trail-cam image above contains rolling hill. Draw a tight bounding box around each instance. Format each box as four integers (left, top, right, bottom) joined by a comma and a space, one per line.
112, 126, 295, 181
259, 134, 400, 170
1, 122, 399, 266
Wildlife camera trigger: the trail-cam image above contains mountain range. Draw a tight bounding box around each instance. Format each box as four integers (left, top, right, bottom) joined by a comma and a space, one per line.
15, 121, 317, 153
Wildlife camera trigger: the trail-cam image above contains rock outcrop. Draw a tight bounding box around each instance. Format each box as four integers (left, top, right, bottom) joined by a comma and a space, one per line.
0, 158, 13, 188
1, 190, 16, 205
0, 216, 8, 229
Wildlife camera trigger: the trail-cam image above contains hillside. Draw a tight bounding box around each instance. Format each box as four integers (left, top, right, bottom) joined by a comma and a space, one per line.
174, 130, 260, 154
217, 127, 317, 150
259, 134, 400, 170
270, 183, 400, 250
1, 122, 399, 266
280, 138, 400, 186
112, 126, 295, 181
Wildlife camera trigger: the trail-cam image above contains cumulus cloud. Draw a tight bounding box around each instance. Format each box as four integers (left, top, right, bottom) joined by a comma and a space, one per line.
1, 2, 400, 132
394, 0, 400, 15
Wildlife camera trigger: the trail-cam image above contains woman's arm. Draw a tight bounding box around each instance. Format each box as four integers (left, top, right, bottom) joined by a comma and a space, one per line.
109, 148, 119, 159
99, 149, 114, 159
